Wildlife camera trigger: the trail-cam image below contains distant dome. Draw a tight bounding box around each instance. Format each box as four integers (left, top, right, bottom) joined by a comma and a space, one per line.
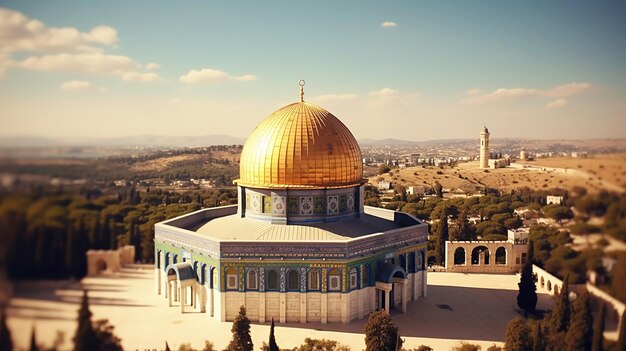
237, 101, 363, 189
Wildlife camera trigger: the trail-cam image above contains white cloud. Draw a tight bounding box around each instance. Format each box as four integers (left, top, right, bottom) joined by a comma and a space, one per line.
145, 62, 161, 70
0, 8, 159, 82
546, 98, 568, 109
381, 21, 397, 28
0, 8, 117, 53
60, 80, 106, 92
179, 68, 257, 84
18, 52, 136, 74
466, 88, 481, 95
463, 82, 593, 104
544, 83, 592, 97
122, 71, 161, 82
311, 93, 359, 103
368, 88, 419, 106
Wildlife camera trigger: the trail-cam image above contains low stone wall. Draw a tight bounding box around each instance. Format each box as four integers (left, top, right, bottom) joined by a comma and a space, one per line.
86, 245, 136, 276
445, 241, 527, 274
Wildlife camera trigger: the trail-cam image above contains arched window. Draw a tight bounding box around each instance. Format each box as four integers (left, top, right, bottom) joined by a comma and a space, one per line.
349, 267, 358, 290
454, 247, 466, 265
164, 252, 170, 269
328, 268, 341, 291
247, 269, 258, 290
361, 265, 370, 287
399, 254, 406, 271
225, 267, 238, 290
495, 247, 507, 265
471, 246, 490, 265
173, 254, 178, 264
267, 270, 279, 291
212, 267, 218, 290
417, 251, 424, 270
308, 269, 320, 290
287, 270, 299, 291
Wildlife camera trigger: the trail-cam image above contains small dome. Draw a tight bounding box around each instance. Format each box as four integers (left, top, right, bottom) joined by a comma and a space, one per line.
237, 101, 363, 189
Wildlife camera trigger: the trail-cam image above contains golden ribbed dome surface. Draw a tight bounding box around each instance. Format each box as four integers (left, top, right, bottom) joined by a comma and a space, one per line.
238, 102, 363, 188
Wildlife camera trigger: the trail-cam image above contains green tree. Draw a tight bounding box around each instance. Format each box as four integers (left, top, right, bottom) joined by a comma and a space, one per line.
226, 306, 253, 351
516, 259, 537, 317
531, 322, 545, 351
543, 205, 573, 226
268, 318, 279, 351
504, 316, 532, 351
0, 307, 12, 351
93, 319, 123, 351
434, 208, 449, 266
378, 165, 391, 175
547, 277, 571, 346
364, 310, 401, 351
591, 303, 605, 351
73, 290, 98, 351
30, 326, 39, 351
566, 292, 593, 351
433, 182, 443, 198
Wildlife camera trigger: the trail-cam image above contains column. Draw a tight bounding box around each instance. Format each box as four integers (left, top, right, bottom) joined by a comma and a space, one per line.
384, 289, 390, 314
279, 293, 286, 323
173, 281, 178, 302
180, 286, 186, 313
155, 268, 161, 295
168, 281, 172, 307
401, 279, 408, 313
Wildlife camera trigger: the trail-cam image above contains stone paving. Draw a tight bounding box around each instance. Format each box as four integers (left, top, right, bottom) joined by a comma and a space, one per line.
6, 267, 554, 351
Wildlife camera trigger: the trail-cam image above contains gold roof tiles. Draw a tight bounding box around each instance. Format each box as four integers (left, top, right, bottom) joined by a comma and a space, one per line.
237, 101, 363, 189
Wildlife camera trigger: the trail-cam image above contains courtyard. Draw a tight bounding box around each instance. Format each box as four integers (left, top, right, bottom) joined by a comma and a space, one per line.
6, 266, 554, 351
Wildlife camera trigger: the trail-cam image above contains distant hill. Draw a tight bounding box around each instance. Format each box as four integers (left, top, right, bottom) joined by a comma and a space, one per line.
0, 135, 246, 148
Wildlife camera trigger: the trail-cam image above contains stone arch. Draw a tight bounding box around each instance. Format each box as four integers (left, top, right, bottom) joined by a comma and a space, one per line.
375, 263, 406, 283
193, 261, 199, 280
495, 247, 507, 265
287, 269, 299, 291
173, 254, 178, 264
408, 251, 416, 273
454, 247, 466, 265
554, 285, 559, 295
471, 246, 490, 265
540, 276, 545, 288
199, 263, 207, 284
547, 280, 552, 292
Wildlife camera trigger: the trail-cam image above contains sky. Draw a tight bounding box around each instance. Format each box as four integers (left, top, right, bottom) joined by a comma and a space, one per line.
1, 1, 625, 142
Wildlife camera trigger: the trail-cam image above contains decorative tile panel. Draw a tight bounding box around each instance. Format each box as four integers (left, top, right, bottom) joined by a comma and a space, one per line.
259, 267, 265, 292
279, 267, 286, 292
347, 193, 354, 211
327, 195, 338, 215
272, 195, 286, 216
300, 197, 313, 215
249, 194, 261, 212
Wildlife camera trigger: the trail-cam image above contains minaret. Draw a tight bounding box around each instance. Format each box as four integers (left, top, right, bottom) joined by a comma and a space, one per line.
480, 126, 490, 169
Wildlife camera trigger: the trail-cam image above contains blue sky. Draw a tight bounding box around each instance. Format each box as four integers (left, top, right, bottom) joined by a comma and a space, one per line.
1, 1, 625, 141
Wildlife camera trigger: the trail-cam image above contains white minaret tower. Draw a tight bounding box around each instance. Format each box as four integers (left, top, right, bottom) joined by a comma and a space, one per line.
480, 126, 490, 169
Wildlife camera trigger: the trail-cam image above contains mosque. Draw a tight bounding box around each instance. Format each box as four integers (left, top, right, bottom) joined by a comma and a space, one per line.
153, 82, 428, 324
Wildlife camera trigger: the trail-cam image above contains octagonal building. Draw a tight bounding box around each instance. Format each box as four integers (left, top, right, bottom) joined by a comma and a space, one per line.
154, 87, 428, 323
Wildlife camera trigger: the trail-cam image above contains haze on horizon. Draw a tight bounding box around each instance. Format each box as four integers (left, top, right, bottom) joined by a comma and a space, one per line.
1, 1, 625, 143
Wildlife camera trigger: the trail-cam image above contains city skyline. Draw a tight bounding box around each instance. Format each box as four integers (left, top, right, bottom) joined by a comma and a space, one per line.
1, 1, 625, 142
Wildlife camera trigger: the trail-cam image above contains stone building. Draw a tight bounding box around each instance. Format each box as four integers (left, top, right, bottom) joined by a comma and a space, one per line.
154, 84, 428, 323
444, 240, 528, 274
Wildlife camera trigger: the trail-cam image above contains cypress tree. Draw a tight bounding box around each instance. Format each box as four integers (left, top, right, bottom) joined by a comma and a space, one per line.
30, 326, 39, 351
517, 259, 538, 317
73, 290, 98, 351
268, 318, 279, 351
434, 207, 448, 266
504, 316, 532, 351
548, 276, 571, 336
591, 303, 605, 351
165, 341, 171, 351
0, 307, 12, 351
364, 310, 401, 351
226, 306, 253, 351
532, 321, 545, 351
566, 292, 593, 351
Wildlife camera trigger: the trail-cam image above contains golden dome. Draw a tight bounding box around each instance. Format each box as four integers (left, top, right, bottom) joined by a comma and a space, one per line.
237, 101, 363, 189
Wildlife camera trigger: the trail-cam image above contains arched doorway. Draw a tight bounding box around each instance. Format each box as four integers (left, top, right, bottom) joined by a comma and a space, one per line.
495, 247, 507, 265
471, 246, 490, 265
454, 247, 466, 265
375, 263, 408, 314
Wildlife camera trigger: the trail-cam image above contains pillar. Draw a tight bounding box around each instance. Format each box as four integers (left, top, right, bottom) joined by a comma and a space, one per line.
299, 293, 307, 323
173, 281, 178, 302
168, 281, 172, 307
180, 286, 185, 313
155, 268, 161, 295
384, 289, 390, 314
401, 279, 408, 313
259, 293, 266, 323
279, 293, 286, 323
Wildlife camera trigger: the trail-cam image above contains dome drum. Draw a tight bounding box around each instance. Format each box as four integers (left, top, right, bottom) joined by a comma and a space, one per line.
239, 185, 365, 224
